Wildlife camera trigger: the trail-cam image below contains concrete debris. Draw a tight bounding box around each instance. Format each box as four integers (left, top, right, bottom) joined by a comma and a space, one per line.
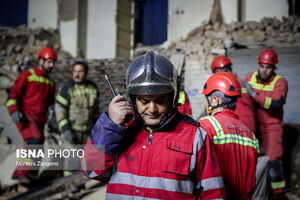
0, 90, 8, 106
0, 136, 9, 144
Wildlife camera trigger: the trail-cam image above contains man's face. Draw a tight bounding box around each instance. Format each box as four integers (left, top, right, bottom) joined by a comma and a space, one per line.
136, 93, 169, 127
258, 63, 275, 81
73, 64, 87, 83
40, 59, 55, 74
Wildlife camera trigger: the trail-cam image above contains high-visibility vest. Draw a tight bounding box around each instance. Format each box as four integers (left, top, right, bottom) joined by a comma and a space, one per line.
248, 71, 281, 92
201, 116, 260, 153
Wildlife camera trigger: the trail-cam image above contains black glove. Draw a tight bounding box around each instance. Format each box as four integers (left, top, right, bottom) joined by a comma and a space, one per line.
64, 130, 74, 143
11, 111, 23, 123
242, 81, 256, 98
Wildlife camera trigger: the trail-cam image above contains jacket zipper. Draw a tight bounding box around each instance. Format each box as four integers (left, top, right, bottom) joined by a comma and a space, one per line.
146, 127, 153, 144
148, 130, 153, 144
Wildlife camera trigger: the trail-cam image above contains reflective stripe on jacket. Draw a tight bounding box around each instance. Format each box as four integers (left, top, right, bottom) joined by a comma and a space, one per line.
177, 91, 192, 116
200, 109, 259, 200
81, 112, 226, 199
6, 67, 55, 115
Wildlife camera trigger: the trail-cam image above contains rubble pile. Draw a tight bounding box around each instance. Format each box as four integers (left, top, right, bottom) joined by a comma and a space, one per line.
0, 25, 60, 69
0, 25, 132, 112
135, 16, 300, 120
152, 15, 300, 70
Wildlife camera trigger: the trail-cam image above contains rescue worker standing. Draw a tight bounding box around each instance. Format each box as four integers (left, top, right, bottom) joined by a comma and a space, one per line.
55, 61, 99, 145
6, 47, 56, 183
199, 72, 259, 199
244, 49, 288, 197
211, 56, 256, 133
81, 51, 226, 199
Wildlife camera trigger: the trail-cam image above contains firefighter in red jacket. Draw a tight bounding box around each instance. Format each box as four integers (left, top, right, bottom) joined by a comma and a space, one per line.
199, 72, 259, 199
81, 51, 226, 199
6, 47, 56, 183
177, 90, 192, 116
211, 56, 256, 133
244, 49, 288, 196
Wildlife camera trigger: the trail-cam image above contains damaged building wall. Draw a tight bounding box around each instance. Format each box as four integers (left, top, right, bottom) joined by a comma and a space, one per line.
242, 0, 288, 22
59, 0, 79, 57
27, 0, 58, 29
86, 0, 116, 59
168, 0, 214, 44
167, 0, 289, 43
27, 0, 119, 59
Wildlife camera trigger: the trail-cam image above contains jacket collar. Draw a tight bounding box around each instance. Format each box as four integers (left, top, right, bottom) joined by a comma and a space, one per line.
212, 108, 239, 120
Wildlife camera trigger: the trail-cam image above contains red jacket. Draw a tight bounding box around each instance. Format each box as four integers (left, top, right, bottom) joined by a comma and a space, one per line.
234, 74, 256, 133
7, 67, 55, 116
245, 72, 288, 125
178, 90, 192, 116
81, 112, 226, 199
199, 109, 259, 200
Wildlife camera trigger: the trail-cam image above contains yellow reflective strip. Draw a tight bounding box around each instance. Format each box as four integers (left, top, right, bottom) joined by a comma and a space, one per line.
70, 89, 81, 97
6, 99, 17, 107
28, 68, 36, 76
178, 91, 186, 104
19, 157, 34, 163
201, 116, 224, 136
241, 88, 248, 93
271, 181, 286, 189
264, 97, 272, 109
270, 74, 282, 87
72, 124, 89, 131
63, 170, 73, 176
249, 71, 258, 83
56, 94, 68, 106
201, 116, 260, 153
86, 88, 97, 94
28, 75, 54, 86
146, 126, 153, 132
248, 72, 281, 92
58, 119, 68, 129
213, 134, 260, 153
252, 133, 260, 153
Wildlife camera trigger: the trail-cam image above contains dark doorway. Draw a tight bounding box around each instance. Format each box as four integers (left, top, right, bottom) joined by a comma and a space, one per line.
134, 0, 168, 46
0, 0, 28, 27
289, 0, 300, 17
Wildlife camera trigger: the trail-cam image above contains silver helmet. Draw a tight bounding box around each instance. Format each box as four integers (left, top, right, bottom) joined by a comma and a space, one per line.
125, 51, 178, 108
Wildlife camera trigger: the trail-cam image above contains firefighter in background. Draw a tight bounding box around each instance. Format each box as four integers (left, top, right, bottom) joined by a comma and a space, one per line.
55, 61, 99, 175
211, 56, 256, 134
177, 90, 191, 115
6, 47, 56, 183
244, 49, 288, 197
81, 51, 226, 199
177, 76, 192, 116
199, 72, 259, 199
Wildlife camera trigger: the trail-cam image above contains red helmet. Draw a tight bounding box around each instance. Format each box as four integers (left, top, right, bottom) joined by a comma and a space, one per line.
202, 72, 241, 97
258, 49, 277, 65
211, 56, 232, 73
38, 47, 57, 60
